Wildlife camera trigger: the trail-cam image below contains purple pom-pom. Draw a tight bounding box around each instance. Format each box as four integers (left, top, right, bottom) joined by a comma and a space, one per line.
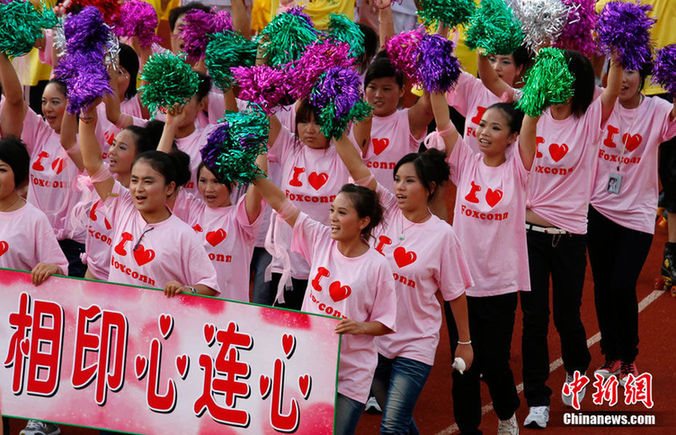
213, 8, 233, 33
232, 65, 290, 113
286, 6, 314, 26
597, 1, 655, 71
113, 0, 160, 48
554, 0, 598, 58
384, 27, 426, 82
64, 6, 109, 53
286, 40, 355, 100
310, 67, 362, 118
57, 7, 112, 113
416, 34, 461, 93
653, 44, 676, 96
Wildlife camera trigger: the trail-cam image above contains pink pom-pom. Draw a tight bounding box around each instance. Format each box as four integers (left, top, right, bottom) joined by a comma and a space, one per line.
233, 65, 290, 114
213, 8, 233, 33
114, 0, 161, 48
553, 0, 598, 58
286, 40, 355, 100
384, 27, 426, 81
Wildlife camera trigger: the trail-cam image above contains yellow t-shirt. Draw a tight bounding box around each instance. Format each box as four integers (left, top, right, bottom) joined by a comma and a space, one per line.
596, 0, 675, 95
256, 0, 355, 31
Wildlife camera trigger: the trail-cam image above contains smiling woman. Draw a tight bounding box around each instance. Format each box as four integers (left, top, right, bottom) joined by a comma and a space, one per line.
76, 104, 219, 299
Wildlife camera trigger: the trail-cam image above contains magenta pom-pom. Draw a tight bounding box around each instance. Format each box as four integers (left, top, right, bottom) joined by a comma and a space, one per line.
416, 34, 461, 93
553, 0, 598, 58
653, 44, 676, 96
286, 40, 355, 100
384, 27, 426, 82
232, 65, 290, 114
597, 1, 655, 71
213, 8, 233, 33
113, 0, 160, 48
181, 9, 216, 62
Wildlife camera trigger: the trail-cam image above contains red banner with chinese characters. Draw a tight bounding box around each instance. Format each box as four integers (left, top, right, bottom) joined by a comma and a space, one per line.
0, 269, 340, 434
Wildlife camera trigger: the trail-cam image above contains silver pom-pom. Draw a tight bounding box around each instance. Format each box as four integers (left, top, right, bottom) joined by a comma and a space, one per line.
104, 25, 120, 70
512, 0, 573, 52
53, 21, 67, 58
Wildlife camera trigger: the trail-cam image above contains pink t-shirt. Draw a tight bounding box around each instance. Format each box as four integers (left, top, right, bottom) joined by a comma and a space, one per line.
591, 97, 676, 234
267, 127, 351, 279
350, 109, 422, 191
179, 195, 263, 302
372, 185, 473, 365
175, 124, 217, 194
0, 202, 68, 273
448, 135, 530, 296
527, 97, 604, 234
103, 181, 220, 292
446, 71, 508, 154
292, 212, 397, 404
21, 108, 86, 242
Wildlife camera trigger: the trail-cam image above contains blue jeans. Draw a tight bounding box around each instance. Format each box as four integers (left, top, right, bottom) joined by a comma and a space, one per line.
372, 355, 432, 435
334, 393, 365, 435
250, 247, 274, 305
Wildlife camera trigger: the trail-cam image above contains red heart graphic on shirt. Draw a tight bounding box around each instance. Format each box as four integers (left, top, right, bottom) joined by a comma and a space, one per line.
133, 245, 155, 266
193, 224, 203, 232
104, 130, 115, 145
135, 355, 148, 380
0, 241, 8, 256
308, 172, 329, 190
623, 133, 643, 152
485, 189, 503, 207
549, 143, 569, 162
51, 157, 65, 175
206, 229, 227, 246
259, 374, 271, 399
282, 333, 296, 358
298, 374, 312, 399
158, 313, 173, 339
329, 281, 352, 302
32, 151, 49, 172
372, 138, 390, 155
393, 247, 417, 268
175, 354, 189, 379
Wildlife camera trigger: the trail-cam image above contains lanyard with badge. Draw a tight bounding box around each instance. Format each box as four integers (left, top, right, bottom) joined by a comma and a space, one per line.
607, 97, 641, 194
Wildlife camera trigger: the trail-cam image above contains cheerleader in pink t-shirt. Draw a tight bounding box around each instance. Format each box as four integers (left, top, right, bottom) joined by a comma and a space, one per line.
334, 124, 473, 433
252, 156, 397, 435
0, 137, 68, 284
77, 104, 219, 297
265, 99, 352, 310
430, 89, 536, 434
588, 63, 676, 386
0, 53, 89, 277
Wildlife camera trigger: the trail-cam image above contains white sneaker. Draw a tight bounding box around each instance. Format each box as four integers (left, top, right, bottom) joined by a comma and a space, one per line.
364, 395, 382, 414
562, 372, 587, 407
498, 413, 519, 435
20, 420, 61, 435
524, 406, 550, 429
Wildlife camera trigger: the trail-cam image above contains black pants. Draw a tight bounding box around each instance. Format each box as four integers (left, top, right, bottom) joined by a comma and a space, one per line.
520, 228, 590, 407
587, 206, 653, 363
58, 239, 86, 278
445, 293, 520, 435
269, 273, 308, 311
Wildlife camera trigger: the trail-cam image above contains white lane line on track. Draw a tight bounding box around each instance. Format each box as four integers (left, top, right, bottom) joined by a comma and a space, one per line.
436, 289, 665, 435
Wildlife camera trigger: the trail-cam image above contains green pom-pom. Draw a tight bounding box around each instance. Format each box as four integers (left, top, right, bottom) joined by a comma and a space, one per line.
0, 1, 59, 59
465, 0, 524, 55
516, 47, 574, 117
201, 105, 270, 184
317, 100, 372, 140
328, 13, 365, 59
140, 52, 200, 116
205, 30, 257, 91
417, 0, 475, 28
259, 9, 320, 66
